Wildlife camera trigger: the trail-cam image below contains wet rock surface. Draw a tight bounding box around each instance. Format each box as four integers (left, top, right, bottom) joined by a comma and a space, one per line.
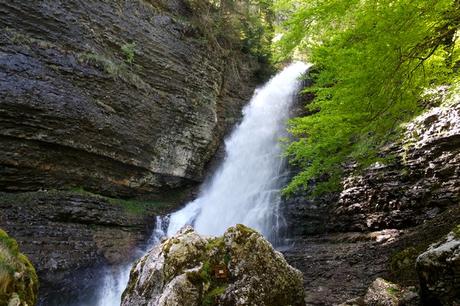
0, 0, 260, 198
284, 205, 460, 305
122, 224, 305, 306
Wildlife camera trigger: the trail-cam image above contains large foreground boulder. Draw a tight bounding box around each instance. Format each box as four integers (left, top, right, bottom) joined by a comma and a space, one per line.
0, 229, 38, 306
416, 225, 460, 305
121, 224, 305, 306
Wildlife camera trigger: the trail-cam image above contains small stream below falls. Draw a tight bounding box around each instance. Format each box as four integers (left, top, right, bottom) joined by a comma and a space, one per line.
93, 62, 310, 306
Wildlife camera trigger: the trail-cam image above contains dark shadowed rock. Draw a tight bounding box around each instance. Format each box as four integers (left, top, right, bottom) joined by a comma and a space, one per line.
122, 225, 305, 306
416, 226, 460, 305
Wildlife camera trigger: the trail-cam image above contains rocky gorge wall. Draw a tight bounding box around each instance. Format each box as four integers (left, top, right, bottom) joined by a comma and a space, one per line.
0, 0, 263, 303
283, 86, 460, 304
0, 0, 260, 197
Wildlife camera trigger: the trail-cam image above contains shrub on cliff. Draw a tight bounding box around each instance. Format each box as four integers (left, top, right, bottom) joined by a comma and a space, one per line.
185, 0, 274, 73
0, 229, 38, 306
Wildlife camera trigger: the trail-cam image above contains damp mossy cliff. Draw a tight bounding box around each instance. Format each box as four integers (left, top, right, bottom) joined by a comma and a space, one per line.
0, 229, 38, 306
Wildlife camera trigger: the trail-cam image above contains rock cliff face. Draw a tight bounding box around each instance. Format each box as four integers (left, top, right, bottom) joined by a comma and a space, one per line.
0, 0, 263, 303
122, 224, 305, 306
282, 87, 460, 304
333, 91, 460, 232
0, 0, 260, 197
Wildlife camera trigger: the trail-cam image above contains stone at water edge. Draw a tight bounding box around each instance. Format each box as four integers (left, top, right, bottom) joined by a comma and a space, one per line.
416, 225, 460, 305
121, 224, 305, 306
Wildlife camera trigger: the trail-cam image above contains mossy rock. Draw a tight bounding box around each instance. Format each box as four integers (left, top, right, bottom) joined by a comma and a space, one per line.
122, 225, 305, 306
0, 229, 38, 306
452, 224, 460, 239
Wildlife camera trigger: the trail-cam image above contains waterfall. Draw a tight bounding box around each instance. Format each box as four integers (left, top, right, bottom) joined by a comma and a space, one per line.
93, 62, 308, 306
167, 62, 309, 242
95, 217, 167, 306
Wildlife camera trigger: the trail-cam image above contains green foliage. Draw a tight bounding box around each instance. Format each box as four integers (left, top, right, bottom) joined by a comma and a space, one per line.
78, 51, 150, 90
185, 0, 274, 65
0, 230, 38, 306
275, 0, 460, 195
202, 285, 227, 306
121, 43, 136, 64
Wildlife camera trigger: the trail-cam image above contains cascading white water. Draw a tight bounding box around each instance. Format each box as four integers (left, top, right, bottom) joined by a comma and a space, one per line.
95, 217, 167, 306
167, 62, 309, 241
92, 62, 308, 306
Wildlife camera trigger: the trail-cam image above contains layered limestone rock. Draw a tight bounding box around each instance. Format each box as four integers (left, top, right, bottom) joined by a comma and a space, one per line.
0, 0, 260, 198
0, 229, 39, 306
416, 226, 460, 305
333, 89, 460, 231
122, 224, 305, 306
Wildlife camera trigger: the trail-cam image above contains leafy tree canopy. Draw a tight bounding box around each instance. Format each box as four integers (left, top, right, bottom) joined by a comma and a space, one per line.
274, 0, 460, 195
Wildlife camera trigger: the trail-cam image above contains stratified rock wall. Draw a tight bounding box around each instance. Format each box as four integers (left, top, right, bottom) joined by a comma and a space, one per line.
334, 90, 460, 232
0, 0, 260, 197
0, 190, 181, 304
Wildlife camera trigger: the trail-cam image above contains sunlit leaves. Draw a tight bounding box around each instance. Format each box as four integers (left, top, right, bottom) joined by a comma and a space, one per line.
276, 0, 460, 195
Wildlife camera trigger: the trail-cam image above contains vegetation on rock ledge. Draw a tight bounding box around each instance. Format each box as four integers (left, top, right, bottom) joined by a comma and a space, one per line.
185, 0, 275, 80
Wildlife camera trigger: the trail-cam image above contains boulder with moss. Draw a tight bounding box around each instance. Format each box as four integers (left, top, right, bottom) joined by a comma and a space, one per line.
416, 225, 460, 305
362, 278, 419, 306
121, 224, 305, 306
0, 229, 38, 306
